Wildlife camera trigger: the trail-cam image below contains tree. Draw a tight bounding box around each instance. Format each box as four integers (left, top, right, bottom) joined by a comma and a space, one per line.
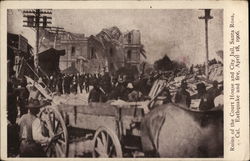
154, 55, 173, 71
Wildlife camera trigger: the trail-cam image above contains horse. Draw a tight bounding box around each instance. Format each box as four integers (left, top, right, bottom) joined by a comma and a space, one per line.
140, 103, 223, 158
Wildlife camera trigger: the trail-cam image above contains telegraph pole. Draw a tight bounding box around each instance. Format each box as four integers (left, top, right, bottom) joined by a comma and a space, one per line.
49, 26, 64, 48
199, 9, 213, 79
23, 9, 52, 74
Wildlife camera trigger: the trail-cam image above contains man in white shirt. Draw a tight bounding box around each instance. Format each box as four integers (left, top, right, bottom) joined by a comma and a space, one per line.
18, 99, 52, 157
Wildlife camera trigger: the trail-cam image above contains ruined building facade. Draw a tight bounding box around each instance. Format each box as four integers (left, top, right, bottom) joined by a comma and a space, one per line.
53, 26, 146, 75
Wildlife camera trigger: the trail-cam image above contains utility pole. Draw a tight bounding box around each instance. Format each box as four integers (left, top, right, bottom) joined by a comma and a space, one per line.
23, 9, 52, 74
199, 9, 213, 80
49, 26, 64, 48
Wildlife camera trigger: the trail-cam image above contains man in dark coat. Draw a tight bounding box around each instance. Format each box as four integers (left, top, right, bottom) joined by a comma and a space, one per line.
7, 81, 18, 124
7, 80, 20, 157
207, 80, 222, 100
64, 75, 71, 94
175, 80, 191, 108
193, 83, 215, 111
88, 80, 102, 103
71, 74, 78, 94
57, 74, 63, 94
85, 74, 90, 93
108, 77, 127, 100
18, 78, 30, 116
78, 74, 84, 93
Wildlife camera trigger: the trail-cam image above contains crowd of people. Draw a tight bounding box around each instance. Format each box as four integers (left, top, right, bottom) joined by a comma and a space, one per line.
38, 71, 155, 102
7, 68, 223, 157
41, 73, 95, 94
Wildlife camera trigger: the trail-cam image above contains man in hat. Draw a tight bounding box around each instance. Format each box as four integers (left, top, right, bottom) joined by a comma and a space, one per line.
88, 79, 102, 103
175, 80, 191, 108
207, 80, 222, 100
78, 74, 84, 94
127, 83, 143, 102
108, 75, 126, 100
193, 82, 215, 111
18, 99, 52, 157
85, 74, 90, 93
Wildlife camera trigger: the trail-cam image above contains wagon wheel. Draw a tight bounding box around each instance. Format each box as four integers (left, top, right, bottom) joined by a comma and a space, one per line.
39, 106, 69, 157
92, 126, 122, 158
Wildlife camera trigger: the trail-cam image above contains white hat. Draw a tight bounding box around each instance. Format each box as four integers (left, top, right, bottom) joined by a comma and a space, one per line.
127, 83, 133, 89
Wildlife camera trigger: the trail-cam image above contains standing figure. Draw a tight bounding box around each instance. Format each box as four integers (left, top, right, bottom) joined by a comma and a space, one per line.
7, 81, 18, 124
193, 83, 215, 111
85, 74, 90, 93
88, 80, 101, 103
175, 80, 191, 108
65, 75, 71, 94
79, 74, 84, 93
18, 78, 30, 116
18, 99, 52, 157
7, 80, 20, 157
57, 74, 63, 94
71, 75, 78, 94
63, 75, 67, 94
207, 80, 222, 100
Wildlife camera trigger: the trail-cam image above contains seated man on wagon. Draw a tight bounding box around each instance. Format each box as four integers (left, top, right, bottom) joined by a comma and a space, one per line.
18, 99, 52, 157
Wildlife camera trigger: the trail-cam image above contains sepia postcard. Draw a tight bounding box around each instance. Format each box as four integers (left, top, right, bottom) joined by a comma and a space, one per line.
0, 1, 249, 161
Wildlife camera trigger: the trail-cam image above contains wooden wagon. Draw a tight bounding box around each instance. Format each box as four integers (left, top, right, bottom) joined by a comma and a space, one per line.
39, 101, 146, 158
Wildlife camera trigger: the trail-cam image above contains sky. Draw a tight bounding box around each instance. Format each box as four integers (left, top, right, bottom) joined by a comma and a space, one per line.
8, 9, 223, 65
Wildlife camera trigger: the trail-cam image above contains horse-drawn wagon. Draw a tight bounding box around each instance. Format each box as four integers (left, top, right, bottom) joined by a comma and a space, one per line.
39, 100, 148, 158
28, 75, 223, 158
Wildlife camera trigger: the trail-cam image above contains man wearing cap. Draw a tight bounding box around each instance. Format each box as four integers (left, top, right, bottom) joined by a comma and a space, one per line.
175, 80, 191, 108
193, 82, 215, 111
18, 99, 52, 157
88, 79, 102, 103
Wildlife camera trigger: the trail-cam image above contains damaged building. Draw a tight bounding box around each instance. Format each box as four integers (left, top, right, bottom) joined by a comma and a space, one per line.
85, 26, 146, 75
42, 26, 146, 75
55, 32, 88, 73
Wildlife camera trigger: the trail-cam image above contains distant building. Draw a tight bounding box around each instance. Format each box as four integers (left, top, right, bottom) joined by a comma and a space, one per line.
55, 32, 88, 72
84, 35, 107, 74
123, 30, 146, 71
49, 26, 146, 75
94, 26, 146, 75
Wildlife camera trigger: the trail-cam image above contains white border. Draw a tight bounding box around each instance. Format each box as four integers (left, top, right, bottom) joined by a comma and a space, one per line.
1, 1, 249, 161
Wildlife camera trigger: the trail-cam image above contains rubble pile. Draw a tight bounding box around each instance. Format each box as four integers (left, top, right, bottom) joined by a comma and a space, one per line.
208, 63, 223, 82
166, 63, 223, 97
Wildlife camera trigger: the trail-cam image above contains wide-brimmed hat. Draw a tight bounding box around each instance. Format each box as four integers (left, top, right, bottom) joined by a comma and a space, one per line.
26, 99, 46, 109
